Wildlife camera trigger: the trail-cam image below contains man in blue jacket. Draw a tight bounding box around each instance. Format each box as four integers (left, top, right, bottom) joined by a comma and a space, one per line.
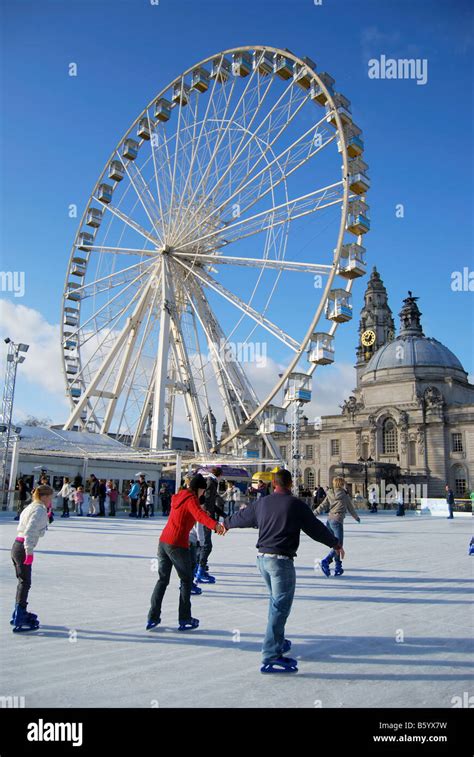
224, 469, 344, 674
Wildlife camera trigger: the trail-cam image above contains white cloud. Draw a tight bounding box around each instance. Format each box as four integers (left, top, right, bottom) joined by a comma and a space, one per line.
0, 300, 67, 399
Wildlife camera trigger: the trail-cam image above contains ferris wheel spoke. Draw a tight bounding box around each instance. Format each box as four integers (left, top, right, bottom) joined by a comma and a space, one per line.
66, 266, 156, 346
68, 257, 156, 299
175, 257, 299, 352
146, 110, 167, 240
172, 251, 331, 275
100, 282, 159, 434
93, 199, 161, 246
171, 60, 262, 244
122, 160, 166, 243
178, 117, 335, 247
63, 278, 156, 429
174, 183, 343, 251
175, 72, 298, 244
186, 284, 251, 433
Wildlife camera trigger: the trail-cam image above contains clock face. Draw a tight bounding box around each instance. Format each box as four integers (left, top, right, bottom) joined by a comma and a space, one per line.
361, 329, 376, 347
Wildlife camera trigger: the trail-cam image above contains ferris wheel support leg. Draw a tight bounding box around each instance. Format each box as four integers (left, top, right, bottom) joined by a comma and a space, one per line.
150, 258, 172, 451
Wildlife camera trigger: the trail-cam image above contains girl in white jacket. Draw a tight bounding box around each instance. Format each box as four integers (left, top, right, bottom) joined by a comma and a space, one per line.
10, 484, 52, 632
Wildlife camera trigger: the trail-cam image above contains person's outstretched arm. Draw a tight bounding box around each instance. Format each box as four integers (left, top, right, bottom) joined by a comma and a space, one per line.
299, 502, 341, 549
224, 501, 258, 530
313, 495, 329, 515
345, 494, 361, 522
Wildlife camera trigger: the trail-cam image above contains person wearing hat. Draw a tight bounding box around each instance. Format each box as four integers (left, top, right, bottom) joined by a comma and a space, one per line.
146, 474, 226, 632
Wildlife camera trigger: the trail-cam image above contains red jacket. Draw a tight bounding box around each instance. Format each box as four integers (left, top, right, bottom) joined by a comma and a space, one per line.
160, 489, 217, 548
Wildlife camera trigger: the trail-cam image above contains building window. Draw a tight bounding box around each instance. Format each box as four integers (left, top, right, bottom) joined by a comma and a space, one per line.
305, 444, 313, 460
304, 468, 315, 489
452, 433, 463, 453
330, 439, 340, 456
279, 445, 287, 460
383, 419, 398, 454
408, 440, 417, 466
453, 466, 467, 496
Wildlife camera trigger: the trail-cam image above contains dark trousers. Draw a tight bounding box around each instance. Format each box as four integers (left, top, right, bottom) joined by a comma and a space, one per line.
62, 497, 69, 515
199, 526, 213, 568
16, 499, 28, 516
98, 496, 106, 516
109, 498, 116, 516
11, 540, 32, 608
148, 542, 193, 623
129, 497, 138, 516
190, 542, 199, 576
138, 500, 149, 518
161, 497, 170, 515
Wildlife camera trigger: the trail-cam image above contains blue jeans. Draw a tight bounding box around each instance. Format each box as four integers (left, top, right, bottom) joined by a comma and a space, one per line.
325, 520, 344, 564
257, 556, 296, 663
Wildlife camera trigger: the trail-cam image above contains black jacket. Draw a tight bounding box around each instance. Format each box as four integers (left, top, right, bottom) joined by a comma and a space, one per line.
90, 479, 99, 497
203, 476, 226, 519
224, 491, 340, 558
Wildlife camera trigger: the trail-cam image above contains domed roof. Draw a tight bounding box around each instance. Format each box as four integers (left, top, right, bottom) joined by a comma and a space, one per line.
365, 336, 465, 373
364, 291, 466, 375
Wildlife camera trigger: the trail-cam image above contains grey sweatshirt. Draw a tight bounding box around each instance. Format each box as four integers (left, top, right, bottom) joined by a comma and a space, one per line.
313, 487, 360, 524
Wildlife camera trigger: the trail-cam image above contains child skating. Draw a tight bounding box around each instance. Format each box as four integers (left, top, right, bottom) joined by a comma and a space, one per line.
313, 476, 360, 576
10, 484, 53, 632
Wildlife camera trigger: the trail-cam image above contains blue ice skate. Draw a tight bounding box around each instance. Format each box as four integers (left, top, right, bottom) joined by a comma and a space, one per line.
10, 606, 38, 626
194, 566, 216, 584
261, 656, 298, 674
178, 617, 199, 631
190, 583, 202, 595
282, 639, 292, 654
319, 558, 331, 577
334, 564, 344, 576
11, 605, 40, 633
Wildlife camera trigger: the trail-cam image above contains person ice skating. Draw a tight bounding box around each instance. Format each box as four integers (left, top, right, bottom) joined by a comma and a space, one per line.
146, 482, 154, 517
159, 483, 171, 516
224, 481, 240, 515
14, 478, 30, 520
98, 479, 107, 517
396, 488, 405, 516
58, 477, 72, 518
138, 475, 149, 519
107, 481, 118, 517
223, 469, 343, 674
313, 476, 360, 577
196, 467, 226, 583
368, 486, 378, 513
446, 485, 455, 519
128, 480, 140, 517
88, 474, 99, 517
146, 474, 225, 631
74, 486, 84, 516
10, 484, 53, 632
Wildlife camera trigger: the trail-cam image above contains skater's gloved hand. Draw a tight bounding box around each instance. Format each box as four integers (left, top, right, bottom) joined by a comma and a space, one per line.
23, 554, 34, 565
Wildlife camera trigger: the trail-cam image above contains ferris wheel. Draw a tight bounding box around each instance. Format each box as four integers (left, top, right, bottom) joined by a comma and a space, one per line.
61, 46, 369, 456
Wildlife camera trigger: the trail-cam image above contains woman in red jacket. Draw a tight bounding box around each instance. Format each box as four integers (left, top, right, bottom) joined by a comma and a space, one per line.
147, 474, 225, 631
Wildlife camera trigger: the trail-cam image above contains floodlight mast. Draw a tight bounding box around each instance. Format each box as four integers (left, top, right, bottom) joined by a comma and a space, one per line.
0, 339, 29, 508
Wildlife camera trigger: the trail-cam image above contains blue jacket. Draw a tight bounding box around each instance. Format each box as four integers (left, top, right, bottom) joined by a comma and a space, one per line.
129, 483, 140, 499
446, 489, 455, 506
224, 491, 340, 558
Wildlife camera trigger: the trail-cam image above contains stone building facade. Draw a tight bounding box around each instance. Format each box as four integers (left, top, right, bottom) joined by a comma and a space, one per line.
241, 268, 474, 500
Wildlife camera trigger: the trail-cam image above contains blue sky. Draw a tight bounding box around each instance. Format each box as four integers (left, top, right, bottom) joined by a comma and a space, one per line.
0, 0, 473, 426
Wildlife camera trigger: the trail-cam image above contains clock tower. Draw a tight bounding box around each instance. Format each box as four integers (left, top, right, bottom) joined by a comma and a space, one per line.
356, 266, 395, 385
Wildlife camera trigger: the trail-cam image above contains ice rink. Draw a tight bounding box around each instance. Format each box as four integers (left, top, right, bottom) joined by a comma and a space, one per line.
0, 509, 472, 708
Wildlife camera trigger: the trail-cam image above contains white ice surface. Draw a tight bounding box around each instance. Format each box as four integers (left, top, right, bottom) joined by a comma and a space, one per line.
1, 510, 472, 708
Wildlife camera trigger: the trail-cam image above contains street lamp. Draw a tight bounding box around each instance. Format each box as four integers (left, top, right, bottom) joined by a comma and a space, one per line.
0, 339, 29, 507
358, 455, 374, 498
